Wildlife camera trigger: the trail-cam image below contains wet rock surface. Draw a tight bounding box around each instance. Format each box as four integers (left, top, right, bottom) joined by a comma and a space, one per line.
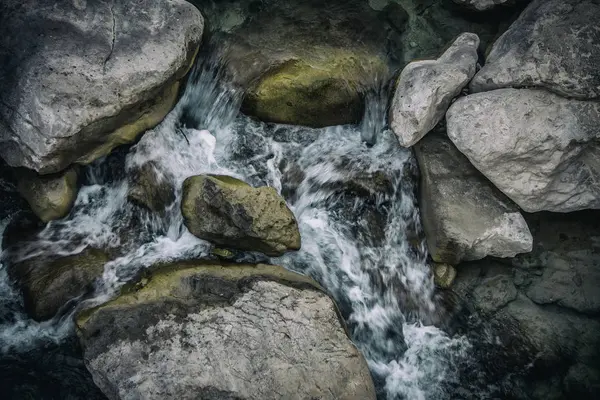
450, 210, 600, 399
7, 249, 109, 321
415, 130, 532, 264
181, 175, 301, 256
77, 262, 376, 400
16, 167, 79, 222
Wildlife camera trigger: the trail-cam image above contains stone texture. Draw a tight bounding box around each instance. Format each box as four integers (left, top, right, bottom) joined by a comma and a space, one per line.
8, 248, 109, 321
415, 132, 532, 264
181, 175, 301, 256
242, 55, 385, 128
127, 161, 175, 213
470, 0, 600, 99
453, 0, 529, 11
513, 211, 600, 314
433, 263, 457, 288
446, 88, 600, 212
390, 33, 479, 147
76, 262, 376, 400
0, 0, 203, 173
16, 167, 79, 222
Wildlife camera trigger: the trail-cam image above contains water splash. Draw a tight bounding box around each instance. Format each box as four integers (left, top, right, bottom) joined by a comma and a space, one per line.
0, 46, 470, 398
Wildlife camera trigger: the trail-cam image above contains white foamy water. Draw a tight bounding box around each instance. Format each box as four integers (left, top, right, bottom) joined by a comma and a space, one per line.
0, 48, 470, 399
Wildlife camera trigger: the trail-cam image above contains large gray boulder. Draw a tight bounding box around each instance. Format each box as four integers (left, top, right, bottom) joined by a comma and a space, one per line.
390, 33, 479, 147
0, 0, 203, 174
181, 175, 301, 256
447, 88, 600, 212
415, 131, 532, 264
76, 262, 376, 400
470, 0, 600, 99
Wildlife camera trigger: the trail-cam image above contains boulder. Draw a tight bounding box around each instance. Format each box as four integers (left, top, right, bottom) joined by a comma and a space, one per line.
453, 0, 530, 12
446, 88, 600, 212
0, 0, 203, 174
414, 132, 532, 264
8, 248, 109, 321
16, 167, 79, 222
76, 262, 376, 400
512, 211, 600, 314
181, 175, 301, 256
470, 0, 600, 99
242, 54, 385, 128
390, 33, 479, 147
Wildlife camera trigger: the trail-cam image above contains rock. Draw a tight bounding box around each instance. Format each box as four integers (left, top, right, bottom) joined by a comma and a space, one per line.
0, 0, 203, 174
414, 132, 532, 264
8, 248, 109, 321
242, 54, 385, 128
127, 161, 175, 213
381, 2, 410, 33
512, 211, 600, 314
433, 263, 457, 288
470, 0, 600, 99
390, 33, 479, 147
76, 262, 376, 400
446, 88, 600, 212
181, 175, 301, 256
453, 0, 529, 12
211, 0, 392, 128
16, 167, 79, 222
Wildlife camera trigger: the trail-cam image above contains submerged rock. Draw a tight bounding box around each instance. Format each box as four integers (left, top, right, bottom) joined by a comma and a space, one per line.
0, 0, 203, 174
447, 88, 600, 212
470, 0, 600, 99
181, 175, 301, 256
16, 167, 79, 222
415, 132, 532, 264
390, 33, 479, 147
8, 248, 109, 321
127, 161, 175, 213
76, 262, 376, 400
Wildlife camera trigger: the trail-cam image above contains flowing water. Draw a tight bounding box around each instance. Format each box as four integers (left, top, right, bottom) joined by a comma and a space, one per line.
0, 46, 474, 399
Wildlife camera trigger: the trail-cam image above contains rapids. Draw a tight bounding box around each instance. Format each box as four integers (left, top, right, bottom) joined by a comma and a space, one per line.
0, 44, 473, 399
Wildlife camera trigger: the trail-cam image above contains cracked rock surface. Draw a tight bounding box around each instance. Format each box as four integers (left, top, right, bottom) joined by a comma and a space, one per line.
0, 0, 203, 174
76, 262, 376, 400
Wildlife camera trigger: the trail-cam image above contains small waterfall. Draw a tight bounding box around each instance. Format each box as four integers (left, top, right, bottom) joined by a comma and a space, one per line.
0, 44, 471, 399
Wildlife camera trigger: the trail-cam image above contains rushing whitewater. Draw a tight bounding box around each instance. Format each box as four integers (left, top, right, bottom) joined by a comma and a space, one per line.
0, 47, 471, 399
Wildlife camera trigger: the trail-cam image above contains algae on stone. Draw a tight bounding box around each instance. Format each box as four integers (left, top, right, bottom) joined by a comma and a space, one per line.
181, 174, 301, 256
242, 50, 388, 128
16, 166, 79, 222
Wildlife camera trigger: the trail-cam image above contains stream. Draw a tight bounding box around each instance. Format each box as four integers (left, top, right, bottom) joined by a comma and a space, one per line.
0, 44, 475, 399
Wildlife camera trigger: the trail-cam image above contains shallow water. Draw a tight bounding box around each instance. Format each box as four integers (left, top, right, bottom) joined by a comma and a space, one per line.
0, 47, 475, 399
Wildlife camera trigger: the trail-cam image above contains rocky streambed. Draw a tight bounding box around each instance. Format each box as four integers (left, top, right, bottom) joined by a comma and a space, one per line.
0, 0, 599, 399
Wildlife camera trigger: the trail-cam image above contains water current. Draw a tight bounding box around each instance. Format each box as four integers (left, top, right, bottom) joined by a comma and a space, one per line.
0, 45, 474, 399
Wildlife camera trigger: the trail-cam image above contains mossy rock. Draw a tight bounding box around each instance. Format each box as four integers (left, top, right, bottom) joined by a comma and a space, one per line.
181, 175, 301, 256
16, 166, 79, 222
242, 51, 388, 128
9, 248, 109, 321
433, 263, 457, 289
